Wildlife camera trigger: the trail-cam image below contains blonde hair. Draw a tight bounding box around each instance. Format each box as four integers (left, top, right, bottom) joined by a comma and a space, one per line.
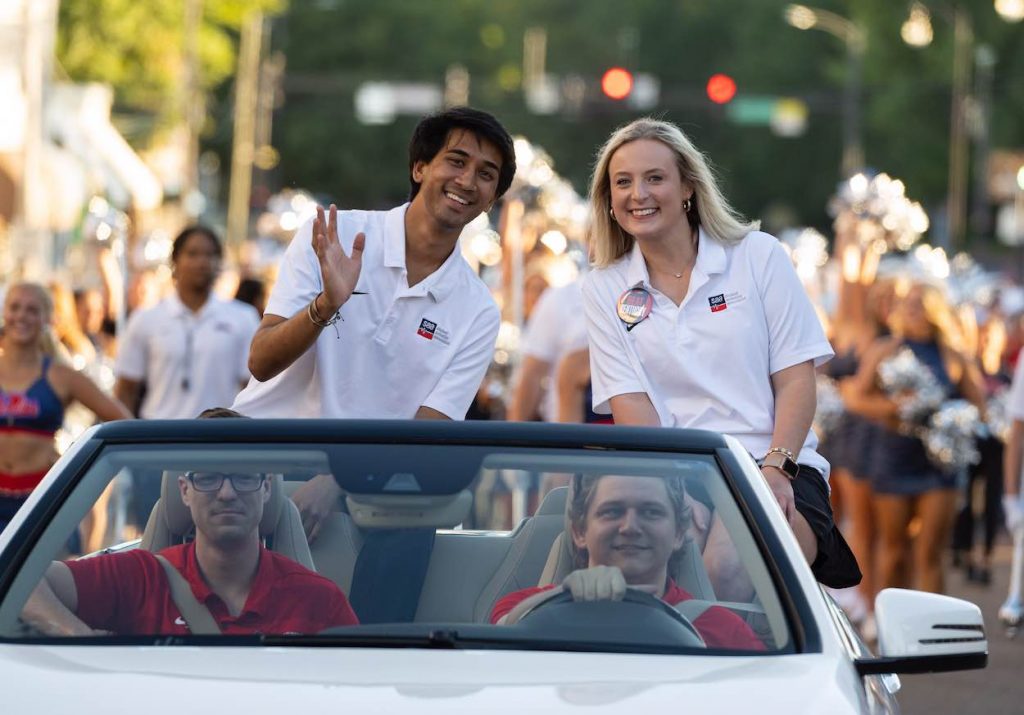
588, 118, 759, 268
3, 282, 61, 358
891, 282, 968, 377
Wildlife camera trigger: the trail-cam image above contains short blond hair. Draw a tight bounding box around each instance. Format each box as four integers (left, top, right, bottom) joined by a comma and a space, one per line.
588, 118, 758, 268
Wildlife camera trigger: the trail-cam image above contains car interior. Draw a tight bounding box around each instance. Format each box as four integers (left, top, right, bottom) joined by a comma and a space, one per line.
0, 444, 787, 650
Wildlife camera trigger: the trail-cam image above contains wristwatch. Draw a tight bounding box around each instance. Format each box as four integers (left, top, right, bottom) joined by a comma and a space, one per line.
761, 447, 800, 480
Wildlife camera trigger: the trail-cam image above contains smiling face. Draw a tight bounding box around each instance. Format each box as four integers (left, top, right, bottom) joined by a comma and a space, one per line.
410, 129, 503, 231
571, 476, 686, 588
607, 139, 692, 242
179, 473, 270, 547
2, 284, 50, 348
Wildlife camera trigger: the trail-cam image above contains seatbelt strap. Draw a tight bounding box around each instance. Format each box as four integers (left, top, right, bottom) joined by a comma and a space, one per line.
676, 599, 765, 622
154, 554, 221, 635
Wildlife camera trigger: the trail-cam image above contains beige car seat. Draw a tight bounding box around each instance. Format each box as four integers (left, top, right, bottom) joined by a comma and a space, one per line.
139, 472, 314, 570
416, 485, 571, 623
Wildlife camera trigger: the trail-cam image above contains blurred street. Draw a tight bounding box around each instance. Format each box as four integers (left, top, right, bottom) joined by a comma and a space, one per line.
900, 539, 1022, 714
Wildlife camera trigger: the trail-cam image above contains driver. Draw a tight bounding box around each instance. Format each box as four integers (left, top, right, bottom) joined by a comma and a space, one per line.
490, 473, 765, 650
21, 470, 358, 636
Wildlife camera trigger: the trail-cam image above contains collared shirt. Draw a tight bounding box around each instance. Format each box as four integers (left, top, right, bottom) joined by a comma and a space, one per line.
232, 204, 500, 419
66, 542, 358, 634
489, 579, 765, 650
115, 294, 260, 419
518, 281, 588, 421
583, 229, 834, 476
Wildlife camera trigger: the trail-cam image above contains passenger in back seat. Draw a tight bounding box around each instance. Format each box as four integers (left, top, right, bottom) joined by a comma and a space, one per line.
491, 474, 764, 650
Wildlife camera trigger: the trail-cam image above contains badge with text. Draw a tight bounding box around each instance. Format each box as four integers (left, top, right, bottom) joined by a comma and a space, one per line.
708, 294, 728, 313
616, 286, 653, 332
417, 318, 451, 345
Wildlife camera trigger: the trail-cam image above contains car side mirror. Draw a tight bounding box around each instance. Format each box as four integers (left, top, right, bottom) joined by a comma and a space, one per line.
855, 588, 987, 676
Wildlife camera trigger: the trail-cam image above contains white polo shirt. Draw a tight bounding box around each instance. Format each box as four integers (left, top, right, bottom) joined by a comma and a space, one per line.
519, 280, 588, 421
231, 204, 500, 419
115, 294, 260, 419
582, 228, 834, 477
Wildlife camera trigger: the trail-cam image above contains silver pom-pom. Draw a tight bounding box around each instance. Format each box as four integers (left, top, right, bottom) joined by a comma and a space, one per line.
814, 375, 845, 437
985, 389, 1011, 443
878, 348, 945, 429
922, 400, 982, 474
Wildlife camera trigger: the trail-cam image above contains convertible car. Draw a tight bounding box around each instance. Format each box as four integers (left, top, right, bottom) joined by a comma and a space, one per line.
0, 420, 986, 713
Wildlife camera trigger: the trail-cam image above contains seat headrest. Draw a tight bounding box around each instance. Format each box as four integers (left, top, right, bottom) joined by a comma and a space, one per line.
160, 471, 286, 537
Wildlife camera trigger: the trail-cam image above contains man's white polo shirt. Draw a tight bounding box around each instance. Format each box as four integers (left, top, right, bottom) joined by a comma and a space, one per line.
582, 228, 834, 476
231, 204, 500, 419
115, 294, 260, 419
519, 280, 588, 421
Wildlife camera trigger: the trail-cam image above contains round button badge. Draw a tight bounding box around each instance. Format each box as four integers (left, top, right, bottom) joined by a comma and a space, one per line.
616, 286, 653, 331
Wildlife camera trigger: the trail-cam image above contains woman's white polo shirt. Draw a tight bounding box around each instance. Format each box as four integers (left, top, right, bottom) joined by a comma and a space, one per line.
232, 204, 500, 419
582, 228, 834, 476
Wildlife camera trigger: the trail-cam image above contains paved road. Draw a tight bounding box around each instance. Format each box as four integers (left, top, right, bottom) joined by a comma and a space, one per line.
897, 542, 1022, 715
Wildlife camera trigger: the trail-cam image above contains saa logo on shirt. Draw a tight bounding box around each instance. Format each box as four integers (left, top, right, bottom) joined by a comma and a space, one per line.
417, 318, 437, 340
708, 294, 728, 313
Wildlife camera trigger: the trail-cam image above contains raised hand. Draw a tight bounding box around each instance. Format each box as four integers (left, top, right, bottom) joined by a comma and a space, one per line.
312, 204, 366, 313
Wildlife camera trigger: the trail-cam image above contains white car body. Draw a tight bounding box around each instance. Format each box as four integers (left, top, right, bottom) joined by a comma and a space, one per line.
0, 421, 986, 714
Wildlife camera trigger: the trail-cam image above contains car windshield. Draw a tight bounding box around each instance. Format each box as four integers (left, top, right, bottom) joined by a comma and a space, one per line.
0, 440, 790, 654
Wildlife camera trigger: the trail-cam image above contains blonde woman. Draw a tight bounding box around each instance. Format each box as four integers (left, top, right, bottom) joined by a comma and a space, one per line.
581, 118, 859, 599
845, 282, 985, 594
0, 283, 130, 534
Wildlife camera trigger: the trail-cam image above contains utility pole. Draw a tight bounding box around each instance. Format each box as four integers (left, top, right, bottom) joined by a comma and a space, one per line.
947, 5, 972, 250
226, 10, 264, 247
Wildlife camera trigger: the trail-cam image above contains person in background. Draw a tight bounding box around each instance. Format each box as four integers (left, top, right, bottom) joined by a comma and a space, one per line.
0, 283, 130, 536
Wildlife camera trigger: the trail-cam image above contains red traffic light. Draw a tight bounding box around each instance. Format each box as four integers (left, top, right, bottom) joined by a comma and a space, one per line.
706, 73, 737, 104
601, 67, 634, 100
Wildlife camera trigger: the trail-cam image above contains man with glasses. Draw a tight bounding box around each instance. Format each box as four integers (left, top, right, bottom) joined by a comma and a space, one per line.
21, 469, 358, 636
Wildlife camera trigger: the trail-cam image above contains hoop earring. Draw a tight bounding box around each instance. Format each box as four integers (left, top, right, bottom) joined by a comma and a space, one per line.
609, 207, 616, 221
683, 197, 692, 213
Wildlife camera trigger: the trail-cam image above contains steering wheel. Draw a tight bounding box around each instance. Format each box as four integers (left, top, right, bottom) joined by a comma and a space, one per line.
512, 587, 706, 648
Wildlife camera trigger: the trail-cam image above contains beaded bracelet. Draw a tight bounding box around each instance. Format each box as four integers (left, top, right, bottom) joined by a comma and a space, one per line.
308, 294, 342, 338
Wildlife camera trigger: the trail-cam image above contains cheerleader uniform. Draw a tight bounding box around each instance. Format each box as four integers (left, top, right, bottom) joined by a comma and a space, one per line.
867, 339, 956, 495
0, 356, 64, 531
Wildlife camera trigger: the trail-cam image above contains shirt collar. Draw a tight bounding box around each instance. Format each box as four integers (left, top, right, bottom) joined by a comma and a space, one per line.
623, 226, 726, 287
167, 292, 215, 320
386, 202, 464, 303
181, 541, 272, 618
383, 203, 410, 269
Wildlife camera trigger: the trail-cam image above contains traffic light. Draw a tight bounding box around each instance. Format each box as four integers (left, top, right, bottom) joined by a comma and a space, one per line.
601, 67, 634, 100
706, 73, 737, 104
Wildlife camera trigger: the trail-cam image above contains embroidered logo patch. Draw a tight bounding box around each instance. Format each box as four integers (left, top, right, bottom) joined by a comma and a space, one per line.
417, 318, 437, 340
708, 294, 728, 313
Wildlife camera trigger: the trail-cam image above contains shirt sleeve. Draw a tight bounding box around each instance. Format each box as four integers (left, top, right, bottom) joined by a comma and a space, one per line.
1007, 347, 1024, 420
756, 237, 834, 374
693, 606, 767, 651
421, 304, 501, 419
520, 288, 563, 363
264, 215, 323, 320
489, 585, 551, 624
113, 310, 149, 381
582, 275, 646, 415
235, 304, 262, 383
64, 551, 155, 634
322, 589, 360, 629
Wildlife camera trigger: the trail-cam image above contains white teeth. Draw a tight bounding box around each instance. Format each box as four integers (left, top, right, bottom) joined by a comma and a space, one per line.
445, 192, 469, 205
631, 208, 657, 216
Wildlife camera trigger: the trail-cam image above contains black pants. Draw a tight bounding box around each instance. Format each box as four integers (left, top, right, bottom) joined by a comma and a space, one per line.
794, 465, 862, 589
952, 436, 1003, 558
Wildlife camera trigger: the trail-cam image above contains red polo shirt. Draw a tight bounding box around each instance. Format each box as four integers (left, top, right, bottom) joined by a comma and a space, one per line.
490, 579, 765, 651
66, 543, 358, 635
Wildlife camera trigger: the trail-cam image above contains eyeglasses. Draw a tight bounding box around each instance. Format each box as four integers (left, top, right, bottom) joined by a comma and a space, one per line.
186, 472, 266, 493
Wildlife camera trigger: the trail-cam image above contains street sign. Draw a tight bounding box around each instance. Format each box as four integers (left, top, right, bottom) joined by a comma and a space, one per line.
727, 96, 776, 124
